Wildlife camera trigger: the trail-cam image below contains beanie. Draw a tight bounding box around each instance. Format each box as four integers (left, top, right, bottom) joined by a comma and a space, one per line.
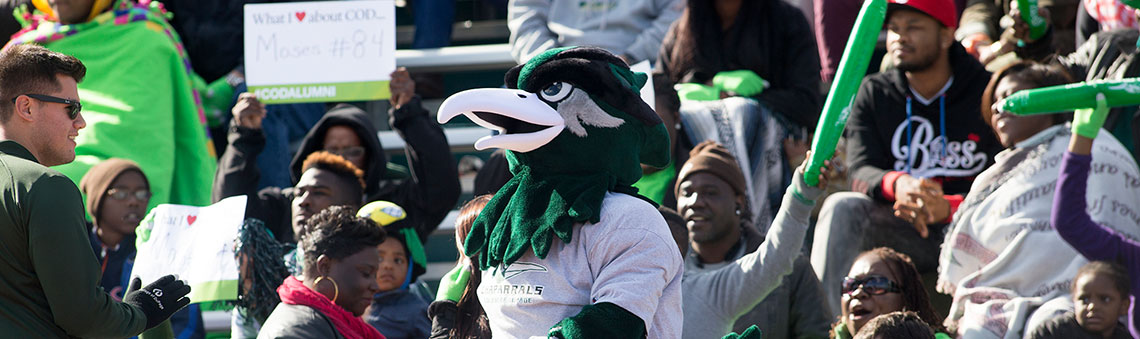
674, 140, 747, 197
79, 158, 147, 222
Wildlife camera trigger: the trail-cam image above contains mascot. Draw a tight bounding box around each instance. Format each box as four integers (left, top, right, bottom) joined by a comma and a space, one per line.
438, 47, 682, 338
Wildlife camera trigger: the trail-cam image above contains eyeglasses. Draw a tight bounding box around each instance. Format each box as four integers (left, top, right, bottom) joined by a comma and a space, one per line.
12, 94, 82, 120
842, 275, 903, 296
325, 146, 365, 159
106, 188, 152, 201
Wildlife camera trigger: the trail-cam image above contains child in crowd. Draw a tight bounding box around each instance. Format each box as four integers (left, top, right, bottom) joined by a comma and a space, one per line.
852, 311, 937, 339
359, 201, 430, 339
81, 158, 204, 339
1027, 262, 1133, 339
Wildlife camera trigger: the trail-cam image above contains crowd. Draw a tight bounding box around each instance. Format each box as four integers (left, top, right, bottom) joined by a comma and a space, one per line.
0, 0, 1139, 338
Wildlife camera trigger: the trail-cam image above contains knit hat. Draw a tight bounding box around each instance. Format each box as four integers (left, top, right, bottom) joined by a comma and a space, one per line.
79, 158, 147, 221
675, 140, 747, 197
888, 0, 958, 29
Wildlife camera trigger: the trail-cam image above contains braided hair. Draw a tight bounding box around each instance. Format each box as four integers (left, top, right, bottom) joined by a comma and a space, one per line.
231, 218, 295, 324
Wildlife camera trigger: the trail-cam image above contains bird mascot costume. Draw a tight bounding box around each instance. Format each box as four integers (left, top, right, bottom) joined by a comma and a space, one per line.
438, 47, 683, 338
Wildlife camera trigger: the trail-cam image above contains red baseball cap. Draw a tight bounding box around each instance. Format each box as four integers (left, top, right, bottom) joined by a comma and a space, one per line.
888, 0, 958, 29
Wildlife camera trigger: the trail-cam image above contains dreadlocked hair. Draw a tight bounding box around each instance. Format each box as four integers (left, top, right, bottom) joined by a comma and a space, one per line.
302, 151, 366, 190
230, 218, 295, 324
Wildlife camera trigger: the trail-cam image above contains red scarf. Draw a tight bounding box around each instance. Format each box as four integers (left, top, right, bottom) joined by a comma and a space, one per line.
277, 276, 385, 339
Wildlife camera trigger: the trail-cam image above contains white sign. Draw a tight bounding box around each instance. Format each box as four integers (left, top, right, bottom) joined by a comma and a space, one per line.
630, 60, 656, 112
132, 196, 247, 303
243, 0, 396, 103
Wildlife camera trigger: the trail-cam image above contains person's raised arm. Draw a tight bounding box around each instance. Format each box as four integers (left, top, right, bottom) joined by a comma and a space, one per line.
213, 92, 267, 203
1052, 94, 1140, 269
388, 68, 461, 241
695, 158, 830, 319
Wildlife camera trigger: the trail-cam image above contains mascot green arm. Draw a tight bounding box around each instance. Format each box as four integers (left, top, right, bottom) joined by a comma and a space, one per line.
548, 302, 647, 339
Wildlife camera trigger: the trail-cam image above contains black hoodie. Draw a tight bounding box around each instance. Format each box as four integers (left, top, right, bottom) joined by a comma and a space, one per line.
846, 43, 1003, 201
214, 96, 461, 243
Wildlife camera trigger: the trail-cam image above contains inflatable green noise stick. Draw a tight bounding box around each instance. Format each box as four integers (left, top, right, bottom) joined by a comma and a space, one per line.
1001, 78, 1140, 115
804, 0, 887, 186
1002, 78, 1140, 138
1018, 0, 1047, 42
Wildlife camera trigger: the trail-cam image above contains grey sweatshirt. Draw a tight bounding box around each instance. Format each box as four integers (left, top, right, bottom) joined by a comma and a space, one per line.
680, 172, 821, 338
507, 0, 683, 63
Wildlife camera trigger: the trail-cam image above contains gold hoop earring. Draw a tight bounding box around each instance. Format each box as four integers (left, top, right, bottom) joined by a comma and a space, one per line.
314, 276, 339, 303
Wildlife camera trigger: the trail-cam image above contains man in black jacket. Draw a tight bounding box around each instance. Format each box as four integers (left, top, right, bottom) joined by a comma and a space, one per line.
810, 0, 1003, 318
213, 68, 461, 244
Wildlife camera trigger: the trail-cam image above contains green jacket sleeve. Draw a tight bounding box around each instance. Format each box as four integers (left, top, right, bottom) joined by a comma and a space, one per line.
27, 174, 147, 337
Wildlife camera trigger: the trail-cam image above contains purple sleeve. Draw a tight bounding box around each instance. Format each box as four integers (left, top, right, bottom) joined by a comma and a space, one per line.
1053, 151, 1140, 271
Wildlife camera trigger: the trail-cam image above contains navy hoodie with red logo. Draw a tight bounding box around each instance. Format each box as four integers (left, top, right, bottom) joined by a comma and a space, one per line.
845, 42, 1002, 203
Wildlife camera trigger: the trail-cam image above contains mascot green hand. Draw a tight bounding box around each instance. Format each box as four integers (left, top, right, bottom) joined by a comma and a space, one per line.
437, 46, 683, 338
434, 264, 470, 302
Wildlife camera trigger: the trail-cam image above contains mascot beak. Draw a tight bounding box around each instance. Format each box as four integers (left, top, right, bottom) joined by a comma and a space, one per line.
438, 88, 566, 152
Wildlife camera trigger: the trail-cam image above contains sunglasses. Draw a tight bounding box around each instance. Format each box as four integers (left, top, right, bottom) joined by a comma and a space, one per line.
106, 188, 152, 201
842, 275, 903, 296
326, 146, 365, 159
12, 94, 82, 120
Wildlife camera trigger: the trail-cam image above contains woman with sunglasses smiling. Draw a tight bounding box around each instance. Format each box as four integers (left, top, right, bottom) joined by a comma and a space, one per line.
832, 247, 949, 339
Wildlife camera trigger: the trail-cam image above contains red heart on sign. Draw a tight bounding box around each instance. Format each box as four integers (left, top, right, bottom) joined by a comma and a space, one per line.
295, 11, 306, 22
187, 215, 197, 226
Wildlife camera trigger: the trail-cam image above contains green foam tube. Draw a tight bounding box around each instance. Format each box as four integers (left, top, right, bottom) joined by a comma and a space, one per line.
1001, 78, 1140, 115
1018, 0, 1047, 41
804, 0, 887, 186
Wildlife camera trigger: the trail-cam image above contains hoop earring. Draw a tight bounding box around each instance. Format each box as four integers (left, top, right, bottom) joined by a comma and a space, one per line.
314, 276, 339, 303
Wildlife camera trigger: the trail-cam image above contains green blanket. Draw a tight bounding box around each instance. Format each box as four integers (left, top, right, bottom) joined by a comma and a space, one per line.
8, 0, 215, 208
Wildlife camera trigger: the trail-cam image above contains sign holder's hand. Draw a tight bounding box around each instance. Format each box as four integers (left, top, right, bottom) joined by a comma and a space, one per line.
232, 93, 266, 130
389, 67, 415, 110
124, 275, 192, 330
712, 70, 769, 97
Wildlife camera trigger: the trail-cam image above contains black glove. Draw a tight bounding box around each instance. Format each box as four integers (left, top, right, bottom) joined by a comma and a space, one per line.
124, 275, 192, 330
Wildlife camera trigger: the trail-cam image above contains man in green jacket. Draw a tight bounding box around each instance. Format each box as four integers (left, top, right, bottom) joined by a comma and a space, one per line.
0, 43, 191, 337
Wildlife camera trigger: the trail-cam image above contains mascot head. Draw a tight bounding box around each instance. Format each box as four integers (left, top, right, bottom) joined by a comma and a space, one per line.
437, 47, 670, 269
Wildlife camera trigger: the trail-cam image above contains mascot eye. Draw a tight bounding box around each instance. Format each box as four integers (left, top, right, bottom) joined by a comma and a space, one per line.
539, 82, 574, 103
